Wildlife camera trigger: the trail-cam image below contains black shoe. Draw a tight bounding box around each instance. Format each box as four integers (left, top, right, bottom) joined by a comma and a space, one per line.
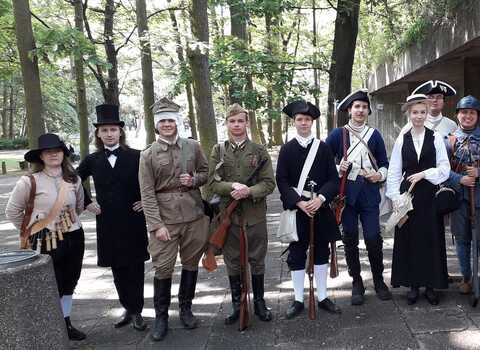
252, 274, 273, 322
132, 314, 147, 331
374, 280, 392, 301
65, 317, 86, 341
114, 311, 132, 328
424, 288, 439, 305
151, 278, 171, 341
407, 287, 419, 305
286, 301, 304, 319
318, 298, 342, 314
351, 278, 365, 306
178, 270, 199, 329
225, 275, 241, 325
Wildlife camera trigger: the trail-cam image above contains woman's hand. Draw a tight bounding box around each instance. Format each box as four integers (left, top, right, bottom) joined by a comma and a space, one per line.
460, 175, 476, 187
132, 201, 143, 212
407, 172, 425, 185
466, 166, 479, 178
86, 202, 101, 215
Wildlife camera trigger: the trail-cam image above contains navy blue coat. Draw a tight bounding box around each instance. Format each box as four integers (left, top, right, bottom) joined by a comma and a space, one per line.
325, 127, 389, 207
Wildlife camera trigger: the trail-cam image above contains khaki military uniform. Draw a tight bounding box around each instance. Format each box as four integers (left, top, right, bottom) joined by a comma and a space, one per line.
139, 137, 209, 279
208, 139, 275, 275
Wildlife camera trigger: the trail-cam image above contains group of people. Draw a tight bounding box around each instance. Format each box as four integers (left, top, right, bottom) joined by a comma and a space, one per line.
5, 79, 480, 343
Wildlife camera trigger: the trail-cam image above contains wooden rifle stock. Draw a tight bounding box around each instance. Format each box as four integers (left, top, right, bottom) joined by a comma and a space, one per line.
308, 215, 316, 320
202, 200, 238, 272
330, 241, 339, 278
239, 224, 250, 331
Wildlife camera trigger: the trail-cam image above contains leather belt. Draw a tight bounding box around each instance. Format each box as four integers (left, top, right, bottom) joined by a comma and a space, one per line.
156, 187, 191, 194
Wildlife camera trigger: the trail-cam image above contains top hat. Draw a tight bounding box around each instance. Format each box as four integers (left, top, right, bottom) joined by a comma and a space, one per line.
24, 133, 70, 163
337, 89, 371, 115
282, 100, 320, 119
93, 104, 125, 128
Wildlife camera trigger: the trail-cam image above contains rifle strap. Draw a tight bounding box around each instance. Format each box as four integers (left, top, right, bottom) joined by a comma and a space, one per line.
339, 128, 348, 197
19, 174, 36, 248
344, 125, 379, 171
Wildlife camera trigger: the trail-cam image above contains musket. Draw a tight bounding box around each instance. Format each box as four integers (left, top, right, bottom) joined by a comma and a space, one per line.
469, 156, 479, 306
239, 222, 250, 330
330, 241, 339, 278
202, 157, 268, 272
308, 180, 317, 320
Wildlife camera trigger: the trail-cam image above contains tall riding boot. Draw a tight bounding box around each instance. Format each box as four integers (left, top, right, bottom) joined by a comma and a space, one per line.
225, 275, 241, 325
151, 277, 171, 341
343, 235, 365, 305
365, 237, 392, 301
251, 274, 273, 322
178, 269, 199, 329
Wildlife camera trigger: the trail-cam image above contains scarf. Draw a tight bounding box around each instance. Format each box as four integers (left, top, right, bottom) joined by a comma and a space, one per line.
295, 133, 314, 148
347, 120, 366, 133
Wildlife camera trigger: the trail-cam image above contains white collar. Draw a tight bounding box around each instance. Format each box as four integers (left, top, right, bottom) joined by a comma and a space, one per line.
105, 144, 120, 151
295, 133, 314, 148
428, 113, 443, 123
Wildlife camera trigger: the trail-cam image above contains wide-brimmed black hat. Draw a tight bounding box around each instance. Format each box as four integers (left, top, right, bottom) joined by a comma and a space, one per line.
282, 100, 320, 119
24, 133, 70, 163
412, 80, 456, 97
93, 104, 125, 128
456, 95, 480, 112
337, 89, 371, 115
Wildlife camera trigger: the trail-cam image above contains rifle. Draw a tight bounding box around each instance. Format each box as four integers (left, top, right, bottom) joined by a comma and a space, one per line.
332, 127, 348, 225
470, 159, 479, 307
308, 180, 317, 320
330, 241, 339, 278
239, 222, 250, 330
202, 157, 268, 272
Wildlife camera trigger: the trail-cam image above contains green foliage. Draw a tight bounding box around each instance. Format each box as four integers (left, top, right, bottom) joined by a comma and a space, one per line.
0, 137, 28, 150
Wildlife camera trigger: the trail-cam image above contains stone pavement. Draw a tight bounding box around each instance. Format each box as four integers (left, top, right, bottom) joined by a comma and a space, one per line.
1, 170, 480, 349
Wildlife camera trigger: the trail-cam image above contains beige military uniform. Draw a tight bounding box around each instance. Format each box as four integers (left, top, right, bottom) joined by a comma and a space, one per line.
139, 137, 209, 279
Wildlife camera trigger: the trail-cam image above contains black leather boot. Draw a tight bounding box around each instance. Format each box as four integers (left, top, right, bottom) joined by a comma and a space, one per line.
343, 235, 365, 305
251, 274, 272, 322
365, 237, 392, 301
225, 275, 241, 325
65, 317, 86, 341
178, 269, 199, 329
151, 277, 171, 341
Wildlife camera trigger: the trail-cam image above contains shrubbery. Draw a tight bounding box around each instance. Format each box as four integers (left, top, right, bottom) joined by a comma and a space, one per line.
0, 138, 29, 150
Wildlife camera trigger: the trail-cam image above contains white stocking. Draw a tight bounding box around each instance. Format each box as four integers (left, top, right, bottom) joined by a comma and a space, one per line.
314, 264, 328, 302
291, 269, 306, 302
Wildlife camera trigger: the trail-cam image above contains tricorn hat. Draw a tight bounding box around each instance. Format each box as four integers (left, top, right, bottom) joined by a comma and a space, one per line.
401, 94, 430, 112
412, 80, 456, 97
24, 133, 70, 163
282, 100, 320, 119
93, 104, 125, 128
456, 95, 480, 113
337, 89, 371, 115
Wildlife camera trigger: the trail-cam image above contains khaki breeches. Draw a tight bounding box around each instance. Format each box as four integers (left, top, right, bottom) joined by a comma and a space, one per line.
149, 215, 209, 279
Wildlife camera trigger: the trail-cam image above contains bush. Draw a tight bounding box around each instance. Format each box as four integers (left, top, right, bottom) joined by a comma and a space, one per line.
0, 138, 29, 150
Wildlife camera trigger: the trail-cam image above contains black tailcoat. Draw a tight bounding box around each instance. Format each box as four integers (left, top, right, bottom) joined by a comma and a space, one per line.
77, 147, 149, 267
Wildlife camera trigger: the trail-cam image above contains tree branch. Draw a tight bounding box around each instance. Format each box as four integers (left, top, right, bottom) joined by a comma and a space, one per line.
30, 11, 51, 28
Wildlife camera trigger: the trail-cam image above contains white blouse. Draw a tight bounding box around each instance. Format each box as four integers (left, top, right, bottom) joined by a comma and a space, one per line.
386, 129, 451, 201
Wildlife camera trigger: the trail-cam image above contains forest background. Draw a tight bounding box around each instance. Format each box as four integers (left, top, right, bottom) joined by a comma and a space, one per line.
0, 0, 465, 158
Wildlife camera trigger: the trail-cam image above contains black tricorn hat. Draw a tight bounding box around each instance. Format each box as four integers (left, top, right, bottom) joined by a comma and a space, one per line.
282, 100, 320, 119
412, 80, 456, 97
93, 104, 125, 128
24, 133, 70, 163
337, 89, 371, 115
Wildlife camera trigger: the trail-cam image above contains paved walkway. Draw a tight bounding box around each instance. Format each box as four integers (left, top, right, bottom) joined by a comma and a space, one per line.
1, 167, 480, 349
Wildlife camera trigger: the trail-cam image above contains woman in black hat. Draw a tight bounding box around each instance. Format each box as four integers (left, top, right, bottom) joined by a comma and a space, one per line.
5, 133, 86, 340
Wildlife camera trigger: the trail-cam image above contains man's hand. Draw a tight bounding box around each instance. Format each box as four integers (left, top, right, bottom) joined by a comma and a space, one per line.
407, 171, 425, 185
231, 182, 250, 200
179, 173, 194, 187
364, 171, 382, 183
466, 166, 479, 178
339, 159, 351, 174
305, 197, 324, 214
297, 200, 313, 217
132, 201, 143, 212
86, 202, 101, 215
461, 175, 476, 187
155, 227, 171, 241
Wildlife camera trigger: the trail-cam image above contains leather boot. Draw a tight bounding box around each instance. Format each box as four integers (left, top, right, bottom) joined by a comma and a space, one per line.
343, 235, 365, 305
151, 277, 171, 341
65, 317, 86, 341
225, 275, 241, 325
365, 237, 392, 301
251, 274, 272, 322
178, 269, 199, 329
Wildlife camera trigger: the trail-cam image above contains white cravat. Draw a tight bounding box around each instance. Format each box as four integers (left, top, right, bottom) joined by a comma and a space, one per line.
105, 144, 120, 168
295, 133, 314, 148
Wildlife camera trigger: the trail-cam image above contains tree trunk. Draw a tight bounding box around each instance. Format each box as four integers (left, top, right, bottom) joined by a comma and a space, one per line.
257, 116, 266, 145
273, 108, 283, 145
168, 1, 198, 140
103, 0, 120, 105
327, 0, 361, 130
265, 12, 274, 148
2, 82, 7, 138
8, 83, 16, 139
312, 1, 321, 138
136, 0, 156, 145
246, 75, 261, 144
12, 0, 45, 147
227, 0, 247, 103
73, 0, 90, 161
187, 0, 217, 154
